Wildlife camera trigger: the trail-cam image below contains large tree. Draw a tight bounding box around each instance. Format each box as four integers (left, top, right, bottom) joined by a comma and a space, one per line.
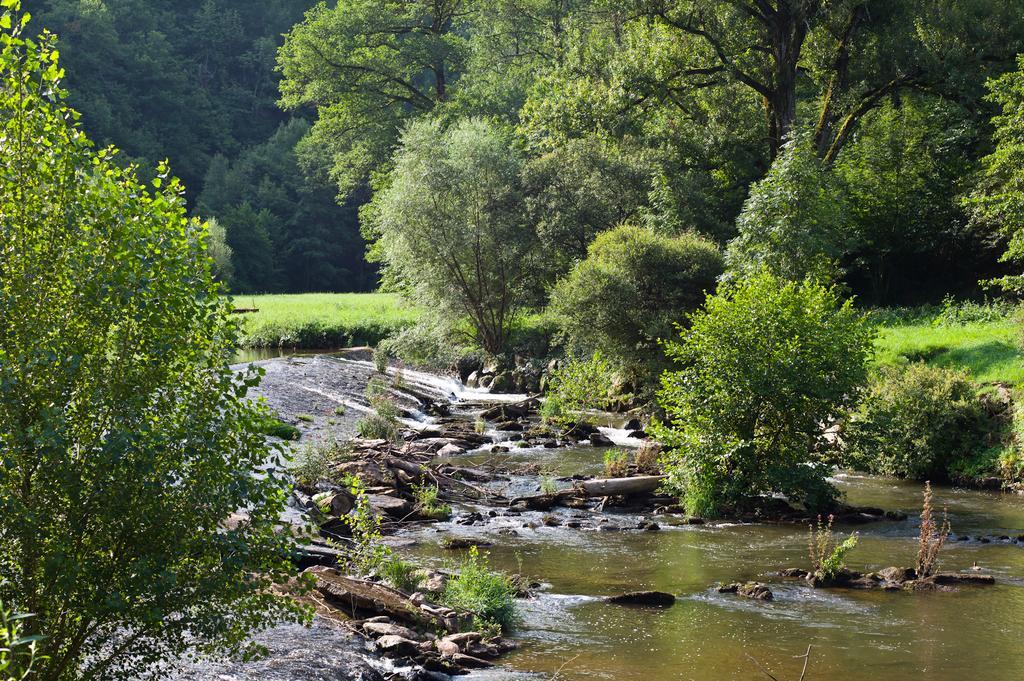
278, 0, 470, 199
367, 118, 537, 354
0, 8, 306, 679
637, 0, 1024, 162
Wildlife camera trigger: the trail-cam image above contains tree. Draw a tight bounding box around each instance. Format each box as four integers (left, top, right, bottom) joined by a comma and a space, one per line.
0, 9, 306, 679
278, 0, 469, 199
549, 224, 723, 381
204, 218, 236, 284
367, 118, 536, 354
725, 131, 849, 281
523, 137, 651, 282
970, 55, 1024, 294
638, 0, 1024, 163
653, 272, 873, 516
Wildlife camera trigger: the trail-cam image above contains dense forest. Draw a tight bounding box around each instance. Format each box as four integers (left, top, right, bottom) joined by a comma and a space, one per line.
33, 0, 1024, 304
33, 0, 374, 293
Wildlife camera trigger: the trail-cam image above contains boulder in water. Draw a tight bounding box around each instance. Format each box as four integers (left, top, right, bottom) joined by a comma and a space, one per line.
605, 591, 676, 607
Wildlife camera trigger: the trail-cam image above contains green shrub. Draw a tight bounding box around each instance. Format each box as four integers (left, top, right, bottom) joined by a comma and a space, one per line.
356, 413, 400, 441
844, 364, 988, 481
808, 515, 858, 580
603, 450, 629, 478
543, 352, 618, 429
442, 546, 517, 633
654, 271, 873, 517
548, 224, 723, 381
292, 442, 351, 490
379, 555, 422, 593
412, 483, 452, 520
259, 416, 301, 441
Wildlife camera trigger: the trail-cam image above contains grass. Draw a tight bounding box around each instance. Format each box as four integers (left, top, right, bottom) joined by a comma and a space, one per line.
872, 317, 1024, 385
231, 293, 422, 349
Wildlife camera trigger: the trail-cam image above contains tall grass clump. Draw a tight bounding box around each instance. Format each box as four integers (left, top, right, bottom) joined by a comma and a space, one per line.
442, 546, 517, 634
916, 482, 951, 578
357, 377, 402, 441
808, 515, 858, 580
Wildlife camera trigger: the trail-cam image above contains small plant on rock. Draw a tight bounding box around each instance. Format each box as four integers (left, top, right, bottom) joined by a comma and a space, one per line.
293, 441, 351, 490
412, 483, 452, 520
474, 416, 487, 434
373, 346, 390, 373
916, 482, 951, 578
442, 546, 517, 633
603, 450, 630, 478
539, 473, 559, 496
808, 515, 859, 580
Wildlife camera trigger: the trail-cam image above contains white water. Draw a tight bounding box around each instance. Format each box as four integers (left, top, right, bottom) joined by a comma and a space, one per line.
335, 358, 531, 404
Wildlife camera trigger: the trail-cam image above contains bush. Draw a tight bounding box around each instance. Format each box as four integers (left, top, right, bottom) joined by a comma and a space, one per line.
542, 352, 618, 429
844, 364, 989, 481
0, 10, 306, 677
808, 515, 858, 580
412, 483, 452, 521
293, 441, 351, 490
549, 224, 723, 382
441, 546, 517, 633
653, 271, 873, 517
378, 320, 469, 371
603, 450, 629, 478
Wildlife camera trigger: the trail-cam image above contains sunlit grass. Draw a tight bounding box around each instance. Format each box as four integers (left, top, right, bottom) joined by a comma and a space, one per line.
873, 319, 1024, 385
232, 293, 422, 348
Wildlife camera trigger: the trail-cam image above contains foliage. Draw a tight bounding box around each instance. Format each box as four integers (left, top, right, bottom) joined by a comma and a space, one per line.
204, 217, 235, 283
259, 416, 302, 441
277, 0, 466, 199
538, 474, 559, 496
441, 546, 517, 633
0, 604, 40, 681
0, 8, 307, 678
236, 293, 421, 349
808, 516, 858, 580
916, 482, 951, 578
726, 132, 849, 282
357, 378, 402, 441
522, 137, 651, 283
844, 365, 989, 481
542, 353, 618, 429
654, 272, 873, 517
969, 55, 1024, 293
603, 450, 629, 478
378, 318, 471, 372
367, 118, 538, 354
633, 442, 661, 475
373, 346, 389, 374
196, 119, 370, 294
293, 441, 351, 490
411, 484, 452, 521
549, 224, 723, 379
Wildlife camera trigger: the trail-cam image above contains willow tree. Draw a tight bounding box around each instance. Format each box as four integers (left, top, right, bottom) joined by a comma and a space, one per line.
366, 118, 536, 354
0, 5, 306, 679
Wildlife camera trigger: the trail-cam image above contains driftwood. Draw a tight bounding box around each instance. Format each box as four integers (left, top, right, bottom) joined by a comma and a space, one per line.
576, 475, 667, 497
307, 566, 466, 632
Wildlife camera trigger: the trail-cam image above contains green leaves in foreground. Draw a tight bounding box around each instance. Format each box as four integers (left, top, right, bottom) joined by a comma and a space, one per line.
0, 4, 307, 679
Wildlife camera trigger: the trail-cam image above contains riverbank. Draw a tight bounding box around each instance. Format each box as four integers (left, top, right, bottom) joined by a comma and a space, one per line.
202, 354, 1024, 681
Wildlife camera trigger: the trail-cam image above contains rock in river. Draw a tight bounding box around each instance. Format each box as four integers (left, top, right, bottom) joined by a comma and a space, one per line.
605, 591, 676, 607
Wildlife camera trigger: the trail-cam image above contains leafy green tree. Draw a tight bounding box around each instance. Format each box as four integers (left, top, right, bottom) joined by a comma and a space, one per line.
278, 0, 469, 199
970, 55, 1024, 293
636, 0, 1024, 163
367, 118, 536, 354
197, 119, 369, 293
523, 137, 651, 281
549, 224, 723, 381
204, 217, 236, 284
0, 9, 306, 679
654, 271, 873, 517
836, 96, 979, 304
725, 131, 849, 282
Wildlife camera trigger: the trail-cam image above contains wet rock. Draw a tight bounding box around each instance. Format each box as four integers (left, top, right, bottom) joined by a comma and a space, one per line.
779, 568, 808, 578
441, 537, 492, 550
465, 371, 480, 389
589, 431, 614, 447
496, 420, 523, 431
363, 622, 423, 641
491, 445, 510, 453
368, 494, 412, 518
627, 429, 648, 439
542, 515, 560, 527
637, 521, 660, 531
719, 582, 773, 601
375, 634, 421, 657
605, 591, 676, 607
435, 639, 460, 657
931, 573, 995, 586
450, 653, 494, 669
877, 566, 916, 583
490, 372, 516, 393
624, 418, 643, 430
436, 443, 466, 457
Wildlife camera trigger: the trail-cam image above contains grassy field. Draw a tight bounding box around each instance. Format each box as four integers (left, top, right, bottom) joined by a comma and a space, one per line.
232, 293, 422, 348
872, 317, 1024, 385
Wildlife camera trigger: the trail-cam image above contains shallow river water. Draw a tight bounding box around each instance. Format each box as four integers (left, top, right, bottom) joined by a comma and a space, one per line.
401, 457, 1024, 681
